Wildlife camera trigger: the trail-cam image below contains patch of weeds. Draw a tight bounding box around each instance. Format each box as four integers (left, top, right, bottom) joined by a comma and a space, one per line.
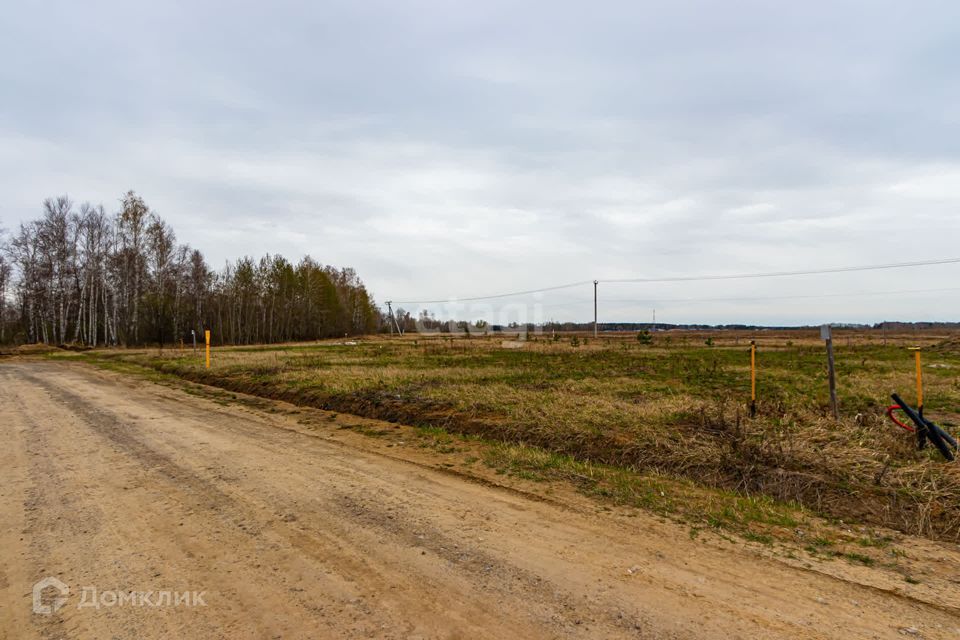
416, 425, 453, 442
705, 494, 800, 531
856, 535, 892, 548
839, 551, 875, 566
413, 425, 465, 454
743, 531, 774, 545
436, 444, 460, 454
481, 441, 809, 546
355, 426, 395, 437
514, 469, 547, 481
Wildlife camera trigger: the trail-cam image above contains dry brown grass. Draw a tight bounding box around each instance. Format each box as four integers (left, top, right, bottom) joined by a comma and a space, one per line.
61, 327, 960, 541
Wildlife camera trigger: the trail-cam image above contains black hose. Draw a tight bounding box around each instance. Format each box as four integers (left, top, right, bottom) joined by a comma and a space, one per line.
891, 393, 955, 462
922, 415, 959, 450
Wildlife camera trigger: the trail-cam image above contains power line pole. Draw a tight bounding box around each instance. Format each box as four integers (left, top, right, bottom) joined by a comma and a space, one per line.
593, 280, 598, 338
386, 301, 403, 336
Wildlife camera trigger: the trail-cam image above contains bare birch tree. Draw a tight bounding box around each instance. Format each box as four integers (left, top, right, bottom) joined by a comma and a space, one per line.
2, 191, 381, 346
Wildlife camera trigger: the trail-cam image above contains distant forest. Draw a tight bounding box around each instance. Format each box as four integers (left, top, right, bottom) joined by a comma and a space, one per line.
0, 192, 380, 346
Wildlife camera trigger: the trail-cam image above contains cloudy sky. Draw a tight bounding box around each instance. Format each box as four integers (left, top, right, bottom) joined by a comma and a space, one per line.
2, 0, 959, 325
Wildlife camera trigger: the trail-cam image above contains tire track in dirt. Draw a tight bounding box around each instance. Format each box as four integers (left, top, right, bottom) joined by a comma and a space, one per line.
13, 365, 620, 638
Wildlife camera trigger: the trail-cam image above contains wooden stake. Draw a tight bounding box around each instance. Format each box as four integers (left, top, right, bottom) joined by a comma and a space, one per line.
822, 324, 839, 419
205, 329, 211, 369
750, 340, 757, 417
593, 280, 598, 338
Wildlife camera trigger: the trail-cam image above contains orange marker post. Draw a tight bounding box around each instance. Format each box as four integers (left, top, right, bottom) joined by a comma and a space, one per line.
205, 330, 211, 369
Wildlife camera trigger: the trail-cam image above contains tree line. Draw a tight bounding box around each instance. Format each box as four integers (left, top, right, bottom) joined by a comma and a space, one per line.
0, 192, 381, 346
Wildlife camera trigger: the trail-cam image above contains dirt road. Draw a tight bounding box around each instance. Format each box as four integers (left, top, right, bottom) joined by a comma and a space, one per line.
1, 360, 958, 639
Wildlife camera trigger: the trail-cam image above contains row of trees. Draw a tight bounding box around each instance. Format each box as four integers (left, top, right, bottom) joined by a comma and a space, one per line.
0, 192, 381, 346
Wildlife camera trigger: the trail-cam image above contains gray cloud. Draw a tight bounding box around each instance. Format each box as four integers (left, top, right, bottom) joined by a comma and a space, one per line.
2, 0, 959, 324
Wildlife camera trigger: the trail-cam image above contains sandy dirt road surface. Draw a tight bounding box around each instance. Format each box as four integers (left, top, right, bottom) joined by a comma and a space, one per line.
1, 360, 959, 639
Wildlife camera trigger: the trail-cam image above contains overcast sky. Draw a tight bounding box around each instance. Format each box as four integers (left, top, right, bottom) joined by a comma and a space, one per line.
2, 0, 959, 325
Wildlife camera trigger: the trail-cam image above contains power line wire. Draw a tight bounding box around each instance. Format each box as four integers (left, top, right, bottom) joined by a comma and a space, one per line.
392, 280, 592, 305
600, 286, 960, 306
391, 257, 960, 305
602, 257, 960, 284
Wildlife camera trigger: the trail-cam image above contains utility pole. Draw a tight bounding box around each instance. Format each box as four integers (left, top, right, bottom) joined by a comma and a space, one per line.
386, 301, 403, 336
593, 280, 598, 338
653, 309, 656, 328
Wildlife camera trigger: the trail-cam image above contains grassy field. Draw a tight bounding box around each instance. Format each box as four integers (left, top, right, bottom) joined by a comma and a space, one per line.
54, 328, 960, 542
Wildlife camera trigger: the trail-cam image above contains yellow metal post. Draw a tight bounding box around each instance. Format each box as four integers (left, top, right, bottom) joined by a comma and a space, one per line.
205, 330, 211, 369
750, 340, 757, 417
